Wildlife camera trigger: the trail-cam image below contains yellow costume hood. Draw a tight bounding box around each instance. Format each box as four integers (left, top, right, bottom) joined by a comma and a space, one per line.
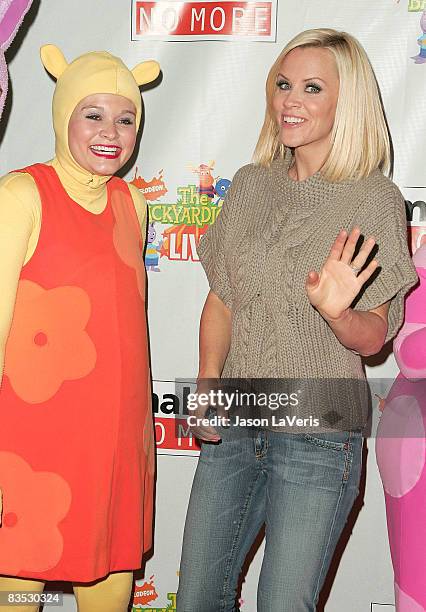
40, 44, 160, 191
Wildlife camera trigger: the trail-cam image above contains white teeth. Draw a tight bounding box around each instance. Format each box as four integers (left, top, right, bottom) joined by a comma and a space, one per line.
91, 145, 120, 152
283, 116, 304, 124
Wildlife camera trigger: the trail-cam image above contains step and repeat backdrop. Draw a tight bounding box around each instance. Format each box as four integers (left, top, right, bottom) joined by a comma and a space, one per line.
2, 0, 426, 610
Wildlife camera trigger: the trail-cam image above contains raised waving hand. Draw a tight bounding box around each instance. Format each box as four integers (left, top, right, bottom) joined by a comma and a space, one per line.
306, 227, 378, 321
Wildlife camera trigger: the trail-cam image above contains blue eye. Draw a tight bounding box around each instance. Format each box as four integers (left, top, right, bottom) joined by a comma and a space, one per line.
306, 83, 321, 93
276, 79, 290, 90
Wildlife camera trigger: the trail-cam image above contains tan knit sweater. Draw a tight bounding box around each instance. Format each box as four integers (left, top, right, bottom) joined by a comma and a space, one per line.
198, 154, 418, 430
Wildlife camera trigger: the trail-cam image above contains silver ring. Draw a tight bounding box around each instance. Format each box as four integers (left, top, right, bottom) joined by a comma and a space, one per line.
350, 265, 361, 275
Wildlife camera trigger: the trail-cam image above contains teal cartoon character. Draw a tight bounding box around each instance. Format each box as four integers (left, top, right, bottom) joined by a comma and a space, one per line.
412, 11, 426, 64
144, 223, 162, 272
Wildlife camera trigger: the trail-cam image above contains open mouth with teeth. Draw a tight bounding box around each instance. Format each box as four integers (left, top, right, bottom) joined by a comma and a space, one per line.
89, 145, 122, 159
282, 116, 305, 126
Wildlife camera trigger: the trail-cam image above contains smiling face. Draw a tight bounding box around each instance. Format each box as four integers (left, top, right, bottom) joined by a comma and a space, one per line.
272, 46, 339, 162
68, 93, 137, 176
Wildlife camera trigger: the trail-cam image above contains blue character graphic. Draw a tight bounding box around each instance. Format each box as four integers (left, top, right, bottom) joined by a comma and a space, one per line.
214, 178, 231, 206
412, 11, 426, 64
144, 222, 163, 272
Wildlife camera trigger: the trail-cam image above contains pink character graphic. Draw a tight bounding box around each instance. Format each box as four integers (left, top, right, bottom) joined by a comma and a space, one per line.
0, 0, 34, 117
376, 245, 426, 611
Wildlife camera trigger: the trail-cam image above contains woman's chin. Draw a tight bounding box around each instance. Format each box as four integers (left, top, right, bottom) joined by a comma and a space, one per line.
279, 134, 305, 150
83, 157, 124, 177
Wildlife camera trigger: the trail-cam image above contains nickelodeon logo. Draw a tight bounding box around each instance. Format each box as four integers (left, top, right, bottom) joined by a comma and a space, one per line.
132, 575, 178, 610
130, 169, 168, 202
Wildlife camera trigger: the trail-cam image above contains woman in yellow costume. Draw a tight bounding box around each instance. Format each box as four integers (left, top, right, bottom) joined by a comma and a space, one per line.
0, 44, 159, 612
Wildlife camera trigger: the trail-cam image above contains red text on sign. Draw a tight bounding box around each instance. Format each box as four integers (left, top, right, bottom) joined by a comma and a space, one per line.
135, 1, 272, 37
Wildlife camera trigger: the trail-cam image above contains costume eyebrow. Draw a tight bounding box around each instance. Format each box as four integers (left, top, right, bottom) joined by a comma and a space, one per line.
277, 73, 326, 84
81, 105, 136, 115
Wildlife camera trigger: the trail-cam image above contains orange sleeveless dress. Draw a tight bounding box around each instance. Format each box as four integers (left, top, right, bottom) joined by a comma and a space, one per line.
0, 164, 154, 582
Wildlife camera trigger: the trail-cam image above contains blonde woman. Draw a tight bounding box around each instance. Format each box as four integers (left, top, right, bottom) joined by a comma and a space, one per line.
176, 29, 417, 612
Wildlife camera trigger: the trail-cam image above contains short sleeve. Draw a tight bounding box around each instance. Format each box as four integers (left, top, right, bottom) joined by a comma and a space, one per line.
352, 181, 417, 341
198, 167, 246, 309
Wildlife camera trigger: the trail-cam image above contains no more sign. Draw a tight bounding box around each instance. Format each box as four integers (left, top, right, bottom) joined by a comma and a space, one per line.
131, 1, 277, 41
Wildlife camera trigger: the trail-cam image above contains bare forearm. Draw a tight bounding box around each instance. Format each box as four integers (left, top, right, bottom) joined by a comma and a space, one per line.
198, 290, 232, 379
323, 307, 387, 356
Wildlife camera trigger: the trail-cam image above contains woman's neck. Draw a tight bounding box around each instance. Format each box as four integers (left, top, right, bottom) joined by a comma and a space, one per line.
288, 144, 330, 182
50, 157, 109, 211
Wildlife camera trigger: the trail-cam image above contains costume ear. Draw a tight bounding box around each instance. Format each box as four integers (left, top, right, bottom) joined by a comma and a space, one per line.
131, 60, 160, 86
0, 0, 33, 51
40, 44, 68, 79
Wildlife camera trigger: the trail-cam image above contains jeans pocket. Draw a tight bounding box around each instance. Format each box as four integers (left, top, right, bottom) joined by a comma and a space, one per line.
302, 431, 362, 483
303, 431, 350, 452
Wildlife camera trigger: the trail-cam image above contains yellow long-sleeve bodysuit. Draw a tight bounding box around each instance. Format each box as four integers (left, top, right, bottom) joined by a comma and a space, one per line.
0, 43, 159, 611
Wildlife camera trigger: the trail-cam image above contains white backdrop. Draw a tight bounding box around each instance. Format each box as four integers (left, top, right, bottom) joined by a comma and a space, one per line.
2, 0, 426, 610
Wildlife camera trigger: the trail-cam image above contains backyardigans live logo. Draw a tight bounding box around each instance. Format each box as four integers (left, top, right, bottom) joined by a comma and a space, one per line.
131, 162, 231, 227
131, 162, 232, 265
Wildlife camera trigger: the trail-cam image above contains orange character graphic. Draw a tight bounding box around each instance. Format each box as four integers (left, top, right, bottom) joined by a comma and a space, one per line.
189, 161, 216, 199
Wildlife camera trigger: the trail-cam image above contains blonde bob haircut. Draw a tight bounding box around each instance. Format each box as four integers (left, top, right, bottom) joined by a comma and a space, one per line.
253, 28, 391, 182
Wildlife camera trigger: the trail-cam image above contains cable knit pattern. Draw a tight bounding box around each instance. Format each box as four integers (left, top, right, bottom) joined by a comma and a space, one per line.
197, 153, 418, 429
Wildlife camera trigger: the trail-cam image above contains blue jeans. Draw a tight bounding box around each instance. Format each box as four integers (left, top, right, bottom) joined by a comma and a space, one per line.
176, 427, 362, 612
